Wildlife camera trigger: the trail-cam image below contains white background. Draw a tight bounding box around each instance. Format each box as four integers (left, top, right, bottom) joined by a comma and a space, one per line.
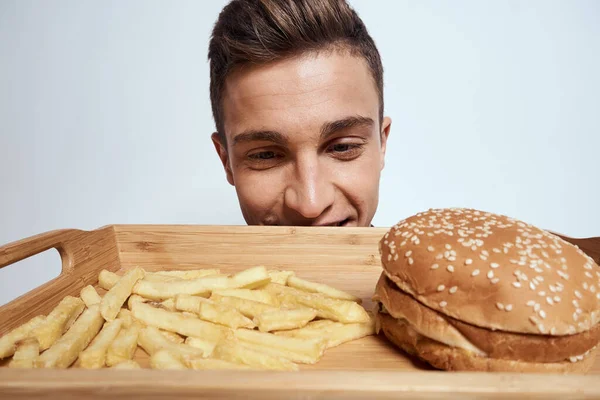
1, 0, 599, 305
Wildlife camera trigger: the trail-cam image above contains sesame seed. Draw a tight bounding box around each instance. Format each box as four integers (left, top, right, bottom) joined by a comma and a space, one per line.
539, 310, 546, 319
546, 297, 554, 305
405, 250, 412, 258
479, 255, 488, 261
448, 256, 456, 261
387, 254, 392, 261
496, 302, 505, 311
538, 324, 545, 333
447, 265, 455, 272
445, 244, 451, 250
437, 284, 446, 292
534, 303, 541, 312
471, 245, 478, 251
491, 278, 500, 284
554, 296, 561, 303
527, 300, 536, 307
393, 254, 399, 261
436, 254, 443, 260
490, 263, 499, 269
449, 286, 458, 294
583, 282, 589, 290
408, 257, 414, 265
538, 291, 546, 297
505, 304, 513, 311
431, 264, 439, 270
529, 316, 538, 325
427, 246, 434, 252
576, 308, 582, 315
471, 269, 480, 277
487, 271, 494, 279
513, 282, 522, 288
465, 259, 473, 265
439, 301, 447, 308
493, 248, 501, 253
510, 259, 518, 264
575, 290, 583, 299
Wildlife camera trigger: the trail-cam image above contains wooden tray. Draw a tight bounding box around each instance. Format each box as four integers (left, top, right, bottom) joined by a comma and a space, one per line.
0, 225, 599, 399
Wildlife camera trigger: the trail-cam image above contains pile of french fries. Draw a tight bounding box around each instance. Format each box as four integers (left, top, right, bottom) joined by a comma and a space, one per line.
0, 266, 374, 371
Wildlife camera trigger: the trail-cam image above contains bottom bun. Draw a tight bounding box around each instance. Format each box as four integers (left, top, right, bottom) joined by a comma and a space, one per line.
377, 312, 597, 374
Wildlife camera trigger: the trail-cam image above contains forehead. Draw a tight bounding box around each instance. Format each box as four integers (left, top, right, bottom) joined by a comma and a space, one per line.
221, 51, 379, 141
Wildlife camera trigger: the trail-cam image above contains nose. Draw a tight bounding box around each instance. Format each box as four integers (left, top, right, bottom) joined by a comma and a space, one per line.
284, 155, 334, 220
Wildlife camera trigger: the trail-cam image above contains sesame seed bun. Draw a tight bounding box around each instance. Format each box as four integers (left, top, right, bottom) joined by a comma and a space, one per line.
374, 207, 600, 372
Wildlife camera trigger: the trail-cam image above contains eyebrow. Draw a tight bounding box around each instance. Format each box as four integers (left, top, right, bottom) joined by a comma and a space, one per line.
320, 116, 374, 141
231, 115, 375, 146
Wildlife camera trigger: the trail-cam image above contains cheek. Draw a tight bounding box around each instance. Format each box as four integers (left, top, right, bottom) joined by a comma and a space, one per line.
330, 146, 382, 204
232, 166, 286, 214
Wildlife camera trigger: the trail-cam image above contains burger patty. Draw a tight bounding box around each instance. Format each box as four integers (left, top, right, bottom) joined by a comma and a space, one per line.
375, 274, 600, 363
377, 312, 597, 373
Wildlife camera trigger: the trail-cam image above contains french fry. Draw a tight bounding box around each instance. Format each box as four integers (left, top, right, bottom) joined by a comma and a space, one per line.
268, 269, 295, 285
274, 320, 375, 348
137, 326, 210, 358
184, 337, 217, 356
254, 308, 317, 332
132, 276, 226, 300
8, 338, 39, 368
209, 294, 277, 319
150, 349, 188, 370
175, 294, 255, 329
212, 288, 278, 306
142, 274, 184, 283
233, 328, 326, 364
80, 285, 102, 307
160, 330, 184, 344
110, 360, 141, 369
36, 305, 105, 368
101, 267, 145, 321
160, 298, 176, 311
98, 269, 119, 290
186, 357, 254, 370
0, 315, 45, 359
150, 269, 221, 280
287, 276, 362, 303
265, 283, 370, 324
79, 319, 123, 369
230, 266, 270, 289
117, 308, 135, 328
132, 303, 227, 345
106, 322, 142, 367
127, 294, 149, 310
31, 296, 85, 351
212, 339, 298, 371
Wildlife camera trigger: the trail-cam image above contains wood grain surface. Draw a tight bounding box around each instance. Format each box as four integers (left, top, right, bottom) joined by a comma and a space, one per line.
0, 224, 599, 399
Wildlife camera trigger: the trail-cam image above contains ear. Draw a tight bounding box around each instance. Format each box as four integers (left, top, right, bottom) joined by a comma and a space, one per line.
379, 116, 392, 171
211, 132, 235, 186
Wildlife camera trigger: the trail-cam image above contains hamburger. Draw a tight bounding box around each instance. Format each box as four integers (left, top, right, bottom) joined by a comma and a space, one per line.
373, 208, 600, 373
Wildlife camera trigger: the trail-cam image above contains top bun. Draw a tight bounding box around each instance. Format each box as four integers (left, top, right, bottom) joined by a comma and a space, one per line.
379, 208, 600, 336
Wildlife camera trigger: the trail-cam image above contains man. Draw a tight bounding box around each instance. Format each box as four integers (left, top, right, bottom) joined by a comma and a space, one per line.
209, 0, 391, 227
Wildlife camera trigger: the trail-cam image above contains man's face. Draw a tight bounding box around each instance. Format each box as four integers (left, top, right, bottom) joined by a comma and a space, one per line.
212, 50, 391, 227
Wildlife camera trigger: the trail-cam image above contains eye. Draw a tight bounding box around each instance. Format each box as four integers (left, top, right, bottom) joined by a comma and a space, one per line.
331, 143, 353, 152
327, 141, 365, 161
249, 151, 276, 160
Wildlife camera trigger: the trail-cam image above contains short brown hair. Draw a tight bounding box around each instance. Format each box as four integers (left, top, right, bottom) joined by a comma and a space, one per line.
208, 0, 384, 141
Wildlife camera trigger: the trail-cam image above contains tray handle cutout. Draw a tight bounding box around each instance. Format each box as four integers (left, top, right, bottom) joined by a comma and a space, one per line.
0, 229, 84, 274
